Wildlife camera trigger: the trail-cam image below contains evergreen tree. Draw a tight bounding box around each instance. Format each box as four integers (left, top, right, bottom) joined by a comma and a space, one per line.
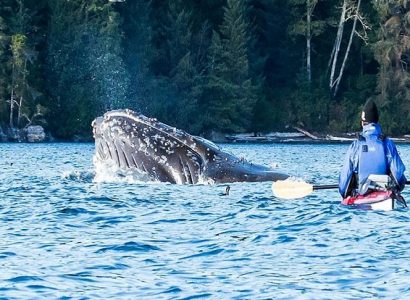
46, 0, 129, 138
0, 3, 12, 125
0, 0, 46, 129
200, 0, 256, 133
142, 0, 204, 133
164, 1, 202, 132
373, 0, 410, 134
86, 1, 129, 112
118, 0, 153, 111
9, 32, 28, 127
288, 0, 330, 83
247, 0, 298, 132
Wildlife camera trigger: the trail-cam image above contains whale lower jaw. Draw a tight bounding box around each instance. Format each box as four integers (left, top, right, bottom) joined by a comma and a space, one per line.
92, 109, 289, 184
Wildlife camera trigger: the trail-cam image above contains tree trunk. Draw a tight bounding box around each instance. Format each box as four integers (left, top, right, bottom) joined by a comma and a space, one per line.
17, 96, 23, 126
9, 90, 14, 128
307, 0, 312, 83
9, 62, 15, 128
17, 59, 27, 127
329, 0, 347, 92
333, 0, 362, 97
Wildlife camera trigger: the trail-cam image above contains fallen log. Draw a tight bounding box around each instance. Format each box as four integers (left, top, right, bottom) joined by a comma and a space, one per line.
326, 135, 355, 142
293, 126, 319, 140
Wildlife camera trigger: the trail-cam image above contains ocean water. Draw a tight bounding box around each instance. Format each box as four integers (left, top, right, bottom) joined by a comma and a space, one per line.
0, 142, 409, 299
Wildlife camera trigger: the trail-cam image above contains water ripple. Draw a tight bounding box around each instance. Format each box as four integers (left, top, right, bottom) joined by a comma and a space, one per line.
96, 241, 162, 253
0, 143, 409, 299
7, 276, 44, 283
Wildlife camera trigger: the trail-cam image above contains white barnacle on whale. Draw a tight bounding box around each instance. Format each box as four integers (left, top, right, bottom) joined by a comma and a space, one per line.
158, 155, 168, 165
143, 137, 150, 147
138, 142, 147, 152
124, 124, 131, 132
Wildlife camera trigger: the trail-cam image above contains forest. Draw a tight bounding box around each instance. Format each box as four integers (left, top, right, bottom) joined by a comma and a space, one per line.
0, 0, 409, 140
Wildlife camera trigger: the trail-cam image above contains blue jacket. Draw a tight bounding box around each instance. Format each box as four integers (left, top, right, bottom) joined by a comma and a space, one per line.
338, 123, 406, 197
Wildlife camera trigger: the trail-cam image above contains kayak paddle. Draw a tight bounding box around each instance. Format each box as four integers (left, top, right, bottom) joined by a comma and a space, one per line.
272, 180, 410, 200
271, 180, 338, 199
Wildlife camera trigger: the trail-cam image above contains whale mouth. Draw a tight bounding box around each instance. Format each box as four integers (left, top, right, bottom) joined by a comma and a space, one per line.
92, 109, 289, 184
93, 110, 205, 184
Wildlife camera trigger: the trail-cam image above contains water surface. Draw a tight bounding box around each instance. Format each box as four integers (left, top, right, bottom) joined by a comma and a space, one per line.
0, 143, 409, 299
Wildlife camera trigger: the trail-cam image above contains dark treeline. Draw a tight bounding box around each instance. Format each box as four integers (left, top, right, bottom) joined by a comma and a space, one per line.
0, 0, 409, 139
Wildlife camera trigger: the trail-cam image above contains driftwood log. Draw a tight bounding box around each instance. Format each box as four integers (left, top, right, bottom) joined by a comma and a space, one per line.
293, 126, 319, 140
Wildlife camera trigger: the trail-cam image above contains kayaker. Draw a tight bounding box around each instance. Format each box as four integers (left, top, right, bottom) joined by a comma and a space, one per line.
338, 99, 406, 197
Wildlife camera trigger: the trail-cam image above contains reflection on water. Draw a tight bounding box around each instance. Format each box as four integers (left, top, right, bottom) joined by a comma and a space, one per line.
0, 142, 409, 299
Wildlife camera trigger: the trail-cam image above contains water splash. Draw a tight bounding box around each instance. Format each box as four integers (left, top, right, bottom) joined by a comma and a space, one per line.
61, 170, 95, 183
92, 154, 215, 185
92, 154, 157, 184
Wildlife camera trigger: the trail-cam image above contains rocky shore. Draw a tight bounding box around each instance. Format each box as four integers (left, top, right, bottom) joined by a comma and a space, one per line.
0, 126, 48, 143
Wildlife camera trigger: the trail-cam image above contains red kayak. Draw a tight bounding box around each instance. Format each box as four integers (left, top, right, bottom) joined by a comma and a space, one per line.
342, 191, 398, 210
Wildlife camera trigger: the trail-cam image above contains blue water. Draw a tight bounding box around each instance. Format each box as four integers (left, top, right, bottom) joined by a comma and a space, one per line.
0, 142, 409, 299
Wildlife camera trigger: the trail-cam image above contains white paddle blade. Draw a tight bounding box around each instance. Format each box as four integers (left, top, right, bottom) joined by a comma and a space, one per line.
272, 180, 313, 199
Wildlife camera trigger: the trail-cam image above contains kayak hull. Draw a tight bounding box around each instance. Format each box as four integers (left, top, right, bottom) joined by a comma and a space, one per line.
342, 191, 397, 211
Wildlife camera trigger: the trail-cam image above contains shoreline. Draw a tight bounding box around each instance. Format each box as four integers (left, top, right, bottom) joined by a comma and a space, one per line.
223, 131, 410, 144
2, 136, 410, 144
1, 125, 410, 144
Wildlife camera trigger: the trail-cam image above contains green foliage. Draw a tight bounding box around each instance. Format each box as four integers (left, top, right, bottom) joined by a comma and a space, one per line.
46, 0, 129, 138
251, 97, 279, 133
372, 0, 410, 134
0, 0, 46, 129
0, 11, 10, 122
118, 0, 153, 111
141, 0, 204, 133
11, 34, 26, 69
288, 73, 329, 130
0, 0, 408, 138
200, 0, 256, 134
288, 0, 328, 38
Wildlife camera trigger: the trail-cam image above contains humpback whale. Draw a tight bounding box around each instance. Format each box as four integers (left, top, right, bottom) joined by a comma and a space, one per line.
92, 109, 289, 184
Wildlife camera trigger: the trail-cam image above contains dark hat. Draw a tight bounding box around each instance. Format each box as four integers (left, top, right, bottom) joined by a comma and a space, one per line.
361, 99, 379, 123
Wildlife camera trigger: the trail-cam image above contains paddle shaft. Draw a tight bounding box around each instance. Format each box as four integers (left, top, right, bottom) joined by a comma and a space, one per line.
312, 184, 338, 190
312, 181, 410, 191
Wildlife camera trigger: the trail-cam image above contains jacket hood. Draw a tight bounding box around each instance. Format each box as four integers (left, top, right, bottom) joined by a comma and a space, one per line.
362, 123, 382, 137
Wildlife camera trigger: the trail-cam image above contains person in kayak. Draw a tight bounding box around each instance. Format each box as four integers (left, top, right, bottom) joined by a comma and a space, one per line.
338, 99, 406, 197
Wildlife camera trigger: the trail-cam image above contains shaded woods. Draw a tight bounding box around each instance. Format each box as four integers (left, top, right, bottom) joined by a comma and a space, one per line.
0, 0, 409, 140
